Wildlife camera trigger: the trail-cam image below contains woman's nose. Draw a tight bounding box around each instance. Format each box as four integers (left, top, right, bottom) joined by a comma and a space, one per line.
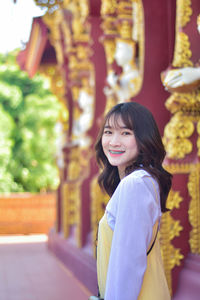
109, 134, 121, 146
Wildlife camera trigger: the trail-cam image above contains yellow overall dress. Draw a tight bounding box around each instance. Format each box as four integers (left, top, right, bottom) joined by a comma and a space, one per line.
97, 213, 171, 300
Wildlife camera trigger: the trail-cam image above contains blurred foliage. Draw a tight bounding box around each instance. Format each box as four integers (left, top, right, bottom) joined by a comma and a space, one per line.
0, 51, 62, 193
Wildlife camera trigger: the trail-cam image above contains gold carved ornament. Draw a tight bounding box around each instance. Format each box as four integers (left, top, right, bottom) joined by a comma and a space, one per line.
61, 20, 72, 55
165, 90, 200, 114
64, 36, 95, 247
176, 0, 192, 27
90, 175, 110, 257
163, 0, 196, 121
101, 0, 116, 15
62, 147, 92, 247
100, 0, 117, 66
39, 64, 68, 121
196, 120, 200, 156
36, 0, 94, 246
100, 0, 118, 111
164, 162, 200, 256
38, 3, 79, 243
118, 0, 144, 94
198, 15, 200, 28
102, 39, 116, 67
60, 57, 92, 245
162, 157, 200, 291
59, 0, 94, 245
161, 162, 199, 293
188, 164, 200, 254
67, 38, 94, 146
60, 0, 94, 145
160, 189, 184, 294
164, 163, 191, 175
116, 1, 145, 97
172, 32, 193, 68
62, 181, 81, 240
100, 0, 117, 38
34, 0, 63, 13
101, 0, 144, 111
62, 0, 89, 20
132, 0, 145, 76
42, 9, 65, 65
172, 0, 193, 68
163, 112, 194, 159
62, 0, 90, 43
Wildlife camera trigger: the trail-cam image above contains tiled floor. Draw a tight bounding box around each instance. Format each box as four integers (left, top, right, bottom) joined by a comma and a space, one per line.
0, 235, 91, 300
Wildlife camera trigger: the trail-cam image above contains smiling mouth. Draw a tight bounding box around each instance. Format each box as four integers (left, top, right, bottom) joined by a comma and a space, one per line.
109, 150, 125, 155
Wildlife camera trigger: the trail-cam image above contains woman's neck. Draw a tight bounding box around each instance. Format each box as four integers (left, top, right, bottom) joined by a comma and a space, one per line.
118, 167, 125, 180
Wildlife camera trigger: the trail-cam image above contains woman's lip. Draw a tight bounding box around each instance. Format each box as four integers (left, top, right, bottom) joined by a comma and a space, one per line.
109, 150, 125, 156
109, 150, 125, 153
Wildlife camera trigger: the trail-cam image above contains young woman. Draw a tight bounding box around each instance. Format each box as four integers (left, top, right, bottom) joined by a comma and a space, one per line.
91, 102, 172, 300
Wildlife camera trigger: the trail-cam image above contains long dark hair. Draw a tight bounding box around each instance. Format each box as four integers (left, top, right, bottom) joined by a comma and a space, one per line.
95, 102, 172, 212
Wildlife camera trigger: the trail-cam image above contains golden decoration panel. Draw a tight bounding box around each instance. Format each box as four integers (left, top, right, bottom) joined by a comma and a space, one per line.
90, 175, 110, 257
40, 0, 95, 248
172, 32, 193, 68
163, 112, 195, 159
165, 90, 200, 114
161, 160, 200, 292
188, 163, 200, 254
177, 0, 192, 27
160, 208, 184, 295
172, 0, 193, 68
43, 10, 65, 65
62, 181, 81, 243
100, 0, 145, 108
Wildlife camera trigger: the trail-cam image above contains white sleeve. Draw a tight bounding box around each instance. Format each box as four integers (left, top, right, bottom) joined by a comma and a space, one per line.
104, 175, 160, 300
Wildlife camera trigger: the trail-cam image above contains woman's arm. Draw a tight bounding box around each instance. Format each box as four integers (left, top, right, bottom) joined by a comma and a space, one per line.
105, 174, 160, 300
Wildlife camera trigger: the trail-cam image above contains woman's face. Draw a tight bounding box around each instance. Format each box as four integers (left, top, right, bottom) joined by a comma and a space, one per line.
102, 114, 139, 178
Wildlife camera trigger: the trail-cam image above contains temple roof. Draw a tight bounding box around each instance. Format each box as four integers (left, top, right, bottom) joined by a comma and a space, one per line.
17, 17, 56, 77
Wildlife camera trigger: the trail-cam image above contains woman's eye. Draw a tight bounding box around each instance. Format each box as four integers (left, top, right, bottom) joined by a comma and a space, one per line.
122, 131, 132, 135
104, 130, 112, 135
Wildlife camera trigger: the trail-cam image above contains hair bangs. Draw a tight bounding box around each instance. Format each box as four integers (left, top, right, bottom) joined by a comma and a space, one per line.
105, 108, 134, 131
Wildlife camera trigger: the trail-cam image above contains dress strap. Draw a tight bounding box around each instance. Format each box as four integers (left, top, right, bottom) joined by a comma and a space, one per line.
146, 176, 159, 256
147, 223, 159, 255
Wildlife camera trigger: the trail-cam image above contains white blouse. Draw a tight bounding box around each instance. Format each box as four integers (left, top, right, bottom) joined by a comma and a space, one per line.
104, 169, 162, 300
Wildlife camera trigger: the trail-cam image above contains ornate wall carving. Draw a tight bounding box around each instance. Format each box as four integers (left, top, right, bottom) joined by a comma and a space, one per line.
90, 175, 110, 256
188, 163, 200, 254
90, 0, 145, 253
161, 0, 200, 294
36, 0, 95, 247
100, 0, 144, 111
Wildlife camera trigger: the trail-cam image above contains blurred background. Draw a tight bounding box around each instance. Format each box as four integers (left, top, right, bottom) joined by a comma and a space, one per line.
0, 1, 200, 300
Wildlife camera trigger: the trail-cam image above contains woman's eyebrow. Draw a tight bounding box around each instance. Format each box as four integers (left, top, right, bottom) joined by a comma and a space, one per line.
104, 125, 130, 129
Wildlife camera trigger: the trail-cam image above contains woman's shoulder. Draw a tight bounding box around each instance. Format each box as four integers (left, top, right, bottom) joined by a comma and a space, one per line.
120, 169, 159, 194
122, 169, 152, 184
106, 169, 160, 220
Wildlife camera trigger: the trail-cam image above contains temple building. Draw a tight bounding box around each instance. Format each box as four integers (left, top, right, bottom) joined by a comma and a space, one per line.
17, 1, 200, 299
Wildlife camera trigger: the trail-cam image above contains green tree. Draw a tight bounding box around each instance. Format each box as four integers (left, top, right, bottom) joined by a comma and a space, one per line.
0, 52, 61, 193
